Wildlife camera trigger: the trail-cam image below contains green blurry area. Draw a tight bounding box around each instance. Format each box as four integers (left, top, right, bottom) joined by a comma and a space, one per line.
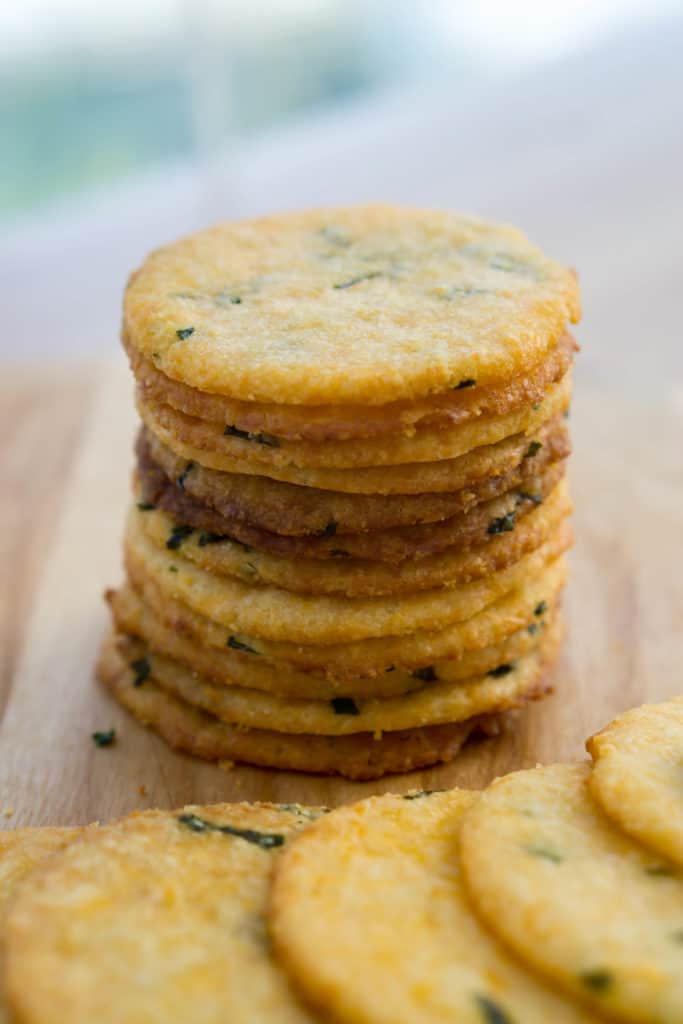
1, 16, 401, 222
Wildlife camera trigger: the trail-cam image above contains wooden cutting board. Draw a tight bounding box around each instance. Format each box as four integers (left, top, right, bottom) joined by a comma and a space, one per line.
1, 357, 682, 826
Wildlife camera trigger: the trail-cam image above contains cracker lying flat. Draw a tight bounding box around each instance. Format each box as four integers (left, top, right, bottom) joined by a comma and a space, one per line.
5, 803, 320, 1024
128, 329, 575, 442
108, 583, 554, 699
137, 376, 570, 491
113, 616, 559, 735
126, 554, 568, 677
97, 634, 501, 778
460, 762, 683, 1023
0, 828, 80, 1023
124, 205, 579, 406
124, 510, 570, 643
137, 375, 571, 471
588, 699, 683, 868
269, 790, 593, 1023
136, 479, 571, 598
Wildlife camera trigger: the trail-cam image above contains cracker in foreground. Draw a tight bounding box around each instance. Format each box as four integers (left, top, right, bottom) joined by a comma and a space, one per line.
587, 698, 683, 867
460, 762, 683, 1023
269, 790, 593, 1023
5, 803, 320, 1024
0, 828, 80, 1023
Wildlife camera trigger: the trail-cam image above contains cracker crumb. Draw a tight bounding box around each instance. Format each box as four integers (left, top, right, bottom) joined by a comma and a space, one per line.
138, 785, 148, 797
3, 807, 14, 818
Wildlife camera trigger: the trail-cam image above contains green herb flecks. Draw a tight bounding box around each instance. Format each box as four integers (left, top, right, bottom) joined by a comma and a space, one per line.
92, 729, 116, 748
487, 512, 516, 536
318, 520, 338, 538
454, 378, 477, 389
474, 993, 514, 1024
166, 524, 193, 550
534, 601, 548, 617
227, 636, 259, 654
177, 461, 196, 490
223, 424, 280, 448
169, 565, 178, 573
489, 663, 515, 678
525, 843, 563, 864
136, 501, 156, 511
131, 656, 151, 687
527, 622, 539, 636
333, 271, 381, 290
320, 225, 351, 248
670, 930, 683, 944
645, 863, 677, 877
277, 804, 327, 820
215, 288, 242, 306
580, 969, 613, 993
198, 532, 225, 547
525, 440, 542, 458
403, 789, 440, 801
489, 253, 538, 279
178, 813, 284, 849
518, 491, 542, 506
412, 666, 438, 682
331, 697, 360, 716
175, 327, 195, 340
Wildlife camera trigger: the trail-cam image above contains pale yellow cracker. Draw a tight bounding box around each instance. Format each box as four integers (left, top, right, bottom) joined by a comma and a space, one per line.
0, 828, 80, 1024
5, 802, 319, 1024
588, 698, 683, 868
270, 790, 594, 1024
124, 509, 571, 643
113, 617, 560, 735
138, 376, 570, 491
125, 554, 568, 676
109, 582, 556, 699
128, 329, 576, 441
460, 762, 683, 1023
97, 634, 496, 778
124, 205, 579, 405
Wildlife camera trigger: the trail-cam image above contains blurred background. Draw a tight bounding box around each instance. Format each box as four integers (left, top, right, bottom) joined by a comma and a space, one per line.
2, 0, 683, 408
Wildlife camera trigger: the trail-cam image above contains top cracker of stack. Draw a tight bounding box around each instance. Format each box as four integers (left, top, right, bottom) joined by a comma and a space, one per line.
99, 204, 580, 778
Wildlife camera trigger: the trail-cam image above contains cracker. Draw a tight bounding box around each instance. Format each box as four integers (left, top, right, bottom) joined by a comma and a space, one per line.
138, 418, 570, 536
460, 762, 683, 1023
588, 699, 683, 868
136, 479, 571, 597
129, 330, 576, 441
124, 510, 571, 643
123, 205, 579, 405
112, 617, 560, 735
5, 802, 319, 1024
137, 375, 571, 472
0, 828, 80, 1024
137, 375, 570, 488
96, 634, 500, 778
125, 554, 568, 676
270, 790, 592, 1024
108, 583, 555, 699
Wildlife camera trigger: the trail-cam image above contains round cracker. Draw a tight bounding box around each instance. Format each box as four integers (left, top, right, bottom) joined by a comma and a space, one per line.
5, 801, 320, 1024
112, 617, 560, 735
137, 375, 571, 472
460, 762, 683, 1023
129, 330, 576, 441
269, 790, 593, 1024
137, 375, 570, 488
96, 634, 500, 778
125, 554, 568, 676
587, 699, 683, 869
124, 511, 571, 644
108, 583, 556, 699
123, 205, 579, 406
136, 480, 571, 597
138, 417, 570, 536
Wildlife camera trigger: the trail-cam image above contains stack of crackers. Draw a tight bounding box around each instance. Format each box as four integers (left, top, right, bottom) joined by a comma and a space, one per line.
100, 205, 580, 778
3, 699, 683, 1021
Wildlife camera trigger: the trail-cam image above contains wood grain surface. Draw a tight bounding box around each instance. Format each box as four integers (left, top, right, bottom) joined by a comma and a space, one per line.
1, 357, 682, 826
